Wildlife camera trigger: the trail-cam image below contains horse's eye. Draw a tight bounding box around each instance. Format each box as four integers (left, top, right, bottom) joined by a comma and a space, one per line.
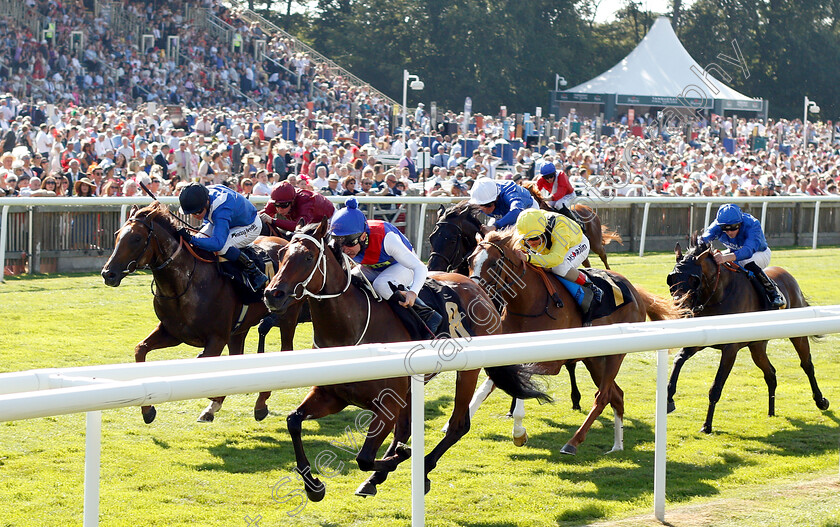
305, 254, 314, 262
129, 233, 142, 244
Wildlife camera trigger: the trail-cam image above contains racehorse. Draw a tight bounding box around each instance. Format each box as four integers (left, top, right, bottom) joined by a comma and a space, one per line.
262, 219, 550, 500
666, 237, 829, 433
466, 229, 682, 454
101, 202, 303, 424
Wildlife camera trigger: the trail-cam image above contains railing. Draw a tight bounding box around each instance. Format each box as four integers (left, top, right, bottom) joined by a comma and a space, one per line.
3, 195, 840, 279
2, 307, 840, 526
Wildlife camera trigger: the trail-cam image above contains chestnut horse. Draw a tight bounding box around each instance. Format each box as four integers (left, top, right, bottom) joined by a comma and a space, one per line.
466, 229, 681, 454
101, 202, 303, 424
666, 238, 829, 433
263, 219, 549, 500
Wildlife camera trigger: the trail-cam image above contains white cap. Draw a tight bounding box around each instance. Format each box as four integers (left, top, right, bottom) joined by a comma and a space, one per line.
468, 178, 500, 205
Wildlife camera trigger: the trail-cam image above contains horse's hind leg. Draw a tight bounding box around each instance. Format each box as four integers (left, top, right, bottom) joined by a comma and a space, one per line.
667, 346, 703, 414
287, 388, 348, 502
356, 400, 412, 498
747, 341, 777, 416
424, 369, 481, 493
134, 323, 183, 424
702, 344, 739, 434
567, 361, 582, 410
562, 355, 625, 455
607, 381, 625, 453
442, 376, 495, 434
790, 336, 829, 410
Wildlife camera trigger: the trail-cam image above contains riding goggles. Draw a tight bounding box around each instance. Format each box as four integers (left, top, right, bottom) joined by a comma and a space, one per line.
335, 234, 363, 247
721, 223, 741, 232
274, 201, 292, 209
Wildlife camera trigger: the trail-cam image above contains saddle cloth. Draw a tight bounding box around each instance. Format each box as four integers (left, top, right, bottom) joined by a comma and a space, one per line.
548, 268, 634, 322
218, 246, 276, 304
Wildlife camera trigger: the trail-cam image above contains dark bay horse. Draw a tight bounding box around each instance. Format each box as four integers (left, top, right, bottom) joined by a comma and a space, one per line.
467, 229, 681, 454
101, 202, 303, 424
666, 238, 829, 433
262, 219, 549, 500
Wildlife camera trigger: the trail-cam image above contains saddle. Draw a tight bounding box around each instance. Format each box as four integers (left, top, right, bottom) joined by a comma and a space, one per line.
218, 246, 276, 304
540, 267, 633, 324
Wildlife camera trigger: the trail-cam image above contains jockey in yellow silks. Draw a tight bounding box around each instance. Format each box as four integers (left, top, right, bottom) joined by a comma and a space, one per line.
513, 208, 603, 314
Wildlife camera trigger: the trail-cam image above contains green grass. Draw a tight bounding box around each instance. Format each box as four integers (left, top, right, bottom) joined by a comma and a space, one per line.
1, 249, 840, 526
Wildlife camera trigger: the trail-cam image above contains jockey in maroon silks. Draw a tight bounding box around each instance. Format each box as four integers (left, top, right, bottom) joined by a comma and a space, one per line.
259, 181, 335, 233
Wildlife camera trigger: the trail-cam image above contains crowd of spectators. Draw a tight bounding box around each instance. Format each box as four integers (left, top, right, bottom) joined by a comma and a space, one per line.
1, 2, 839, 203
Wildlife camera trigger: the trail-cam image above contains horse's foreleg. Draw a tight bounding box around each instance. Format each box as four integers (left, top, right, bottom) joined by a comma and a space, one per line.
667, 346, 703, 414
424, 369, 480, 494
197, 337, 230, 423
134, 323, 183, 424
562, 355, 625, 455
442, 376, 495, 434
702, 344, 739, 434
356, 400, 412, 498
747, 341, 777, 417
607, 381, 625, 453
287, 388, 347, 502
790, 336, 829, 411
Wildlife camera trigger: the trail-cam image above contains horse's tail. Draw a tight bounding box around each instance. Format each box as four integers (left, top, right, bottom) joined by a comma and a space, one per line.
637, 287, 687, 321
600, 224, 623, 246
485, 365, 553, 404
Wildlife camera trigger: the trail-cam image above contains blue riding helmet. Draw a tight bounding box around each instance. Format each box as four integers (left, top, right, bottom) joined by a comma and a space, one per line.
715, 204, 743, 225
329, 198, 368, 236
540, 163, 557, 176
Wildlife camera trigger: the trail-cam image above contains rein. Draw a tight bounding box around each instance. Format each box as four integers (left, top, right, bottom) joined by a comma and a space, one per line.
687, 254, 740, 314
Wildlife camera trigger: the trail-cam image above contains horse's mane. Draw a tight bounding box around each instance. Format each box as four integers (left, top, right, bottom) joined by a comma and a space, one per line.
443, 201, 483, 229
686, 232, 711, 257
484, 228, 519, 254
134, 202, 179, 237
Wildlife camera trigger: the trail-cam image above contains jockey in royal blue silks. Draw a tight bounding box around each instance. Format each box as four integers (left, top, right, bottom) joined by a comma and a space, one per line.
178, 182, 268, 291
328, 197, 442, 336
468, 178, 539, 229
700, 203, 785, 309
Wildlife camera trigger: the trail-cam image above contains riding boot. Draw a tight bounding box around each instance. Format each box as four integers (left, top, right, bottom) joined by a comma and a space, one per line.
237, 252, 269, 292
744, 261, 786, 309
412, 297, 443, 335
387, 293, 435, 340
578, 274, 604, 316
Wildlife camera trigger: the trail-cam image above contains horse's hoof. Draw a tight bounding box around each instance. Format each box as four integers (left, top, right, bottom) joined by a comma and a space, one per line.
424, 477, 431, 495
142, 406, 156, 424
817, 397, 830, 411
667, 401, 676, 414
700, 424, 712, 434
559, 443, 577, 456
355, 481, 377, 498
306, 480, 326, 502
197, 412, 215, 423
254, 407, 269, 421
395, 443, 411, 461
513, 432, 528, 447
571, 403, 582, 411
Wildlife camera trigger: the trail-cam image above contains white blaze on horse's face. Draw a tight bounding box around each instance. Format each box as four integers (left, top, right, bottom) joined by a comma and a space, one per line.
472, 247, 489, 281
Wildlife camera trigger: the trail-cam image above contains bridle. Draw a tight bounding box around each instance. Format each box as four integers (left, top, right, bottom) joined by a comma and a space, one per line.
428, 221, 465, 272
288, 231, 370, 346
470, 240, 527, 303
118, 214, 196, 300
668, 251, 723, 315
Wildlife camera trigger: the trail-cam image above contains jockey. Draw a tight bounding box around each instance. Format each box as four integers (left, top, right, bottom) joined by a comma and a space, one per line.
700, 203, 785, 309
259, 181, 335, 234
178, 182, 268, 292
514, 208, 603, 316
536, 162, 579, 223
468, 178, 539, 230
328, 197, 442, 336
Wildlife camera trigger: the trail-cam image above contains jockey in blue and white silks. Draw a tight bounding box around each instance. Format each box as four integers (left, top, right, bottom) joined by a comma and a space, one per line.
468, 178, 539, 229
700, 203, 785, 309
179, 182, 267, 290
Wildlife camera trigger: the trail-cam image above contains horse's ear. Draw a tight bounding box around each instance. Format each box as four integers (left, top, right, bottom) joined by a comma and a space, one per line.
315, 217, 329, 238
129, 205, 139, 217
475, 232, 483, 244
437, 204, 445, 218
675, 243, 683, 262
297, 217, 307, 229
